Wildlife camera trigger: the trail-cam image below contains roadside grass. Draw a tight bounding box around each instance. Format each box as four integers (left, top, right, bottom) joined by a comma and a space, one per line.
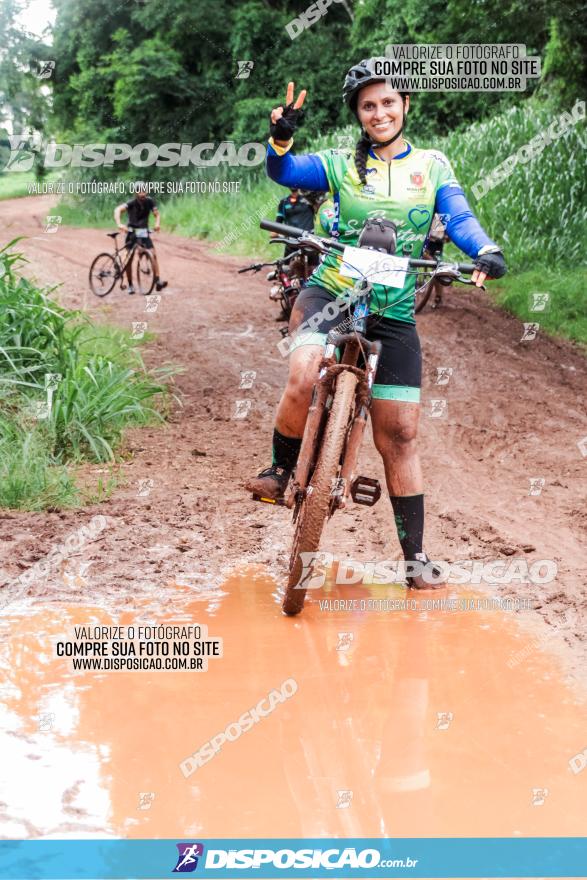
430, 99, 587, 271
0, 170, 62, 200
0, 412, 78, 510
0, 243, 173, 510
57, 192, 116, 229
164, 179, 282, 256
492, 266, 587, 348
56, 173, 284, 255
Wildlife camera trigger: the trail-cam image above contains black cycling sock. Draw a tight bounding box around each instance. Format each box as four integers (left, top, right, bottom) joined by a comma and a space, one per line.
272, 428, 302, 473
390, 494, 424, 560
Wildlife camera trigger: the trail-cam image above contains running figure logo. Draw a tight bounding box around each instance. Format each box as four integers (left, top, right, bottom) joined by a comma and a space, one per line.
36, 60, 55, 80
529, 292, 550, 312
520, 322, 539, 342
173, 843, 204, 873
235, 61, 254, 79
336, 789, 353, 808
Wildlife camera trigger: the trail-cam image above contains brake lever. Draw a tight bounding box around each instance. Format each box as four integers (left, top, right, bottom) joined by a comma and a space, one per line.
269, 237, 300, 247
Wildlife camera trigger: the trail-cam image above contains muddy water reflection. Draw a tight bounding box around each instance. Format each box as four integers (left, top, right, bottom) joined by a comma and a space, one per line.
1, 574, 586, 839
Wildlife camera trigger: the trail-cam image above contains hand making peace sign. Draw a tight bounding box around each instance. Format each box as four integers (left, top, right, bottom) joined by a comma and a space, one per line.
270, 81, 307, 146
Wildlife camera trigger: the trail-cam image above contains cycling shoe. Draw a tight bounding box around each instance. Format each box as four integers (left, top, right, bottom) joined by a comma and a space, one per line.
406, 552, 446, 590
245, 465, 290, 501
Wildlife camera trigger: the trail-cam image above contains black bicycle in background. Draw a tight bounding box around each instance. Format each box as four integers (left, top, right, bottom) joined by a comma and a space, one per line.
415, 216, 450, 313
239, 245, 316, 323
89, 228, 156, 297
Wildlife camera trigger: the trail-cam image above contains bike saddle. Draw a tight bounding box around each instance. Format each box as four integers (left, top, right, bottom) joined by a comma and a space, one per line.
107, 232, 119, 238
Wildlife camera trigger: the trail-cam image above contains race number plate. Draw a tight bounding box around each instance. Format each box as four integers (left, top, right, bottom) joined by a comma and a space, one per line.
135, 228, 149, 238
340, 246, 409, 288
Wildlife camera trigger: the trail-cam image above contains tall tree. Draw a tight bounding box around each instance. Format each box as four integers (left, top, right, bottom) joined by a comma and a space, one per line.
0, 0, 51, 132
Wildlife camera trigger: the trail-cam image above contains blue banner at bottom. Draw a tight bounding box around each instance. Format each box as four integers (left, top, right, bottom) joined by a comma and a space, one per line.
0, 838, 586, 879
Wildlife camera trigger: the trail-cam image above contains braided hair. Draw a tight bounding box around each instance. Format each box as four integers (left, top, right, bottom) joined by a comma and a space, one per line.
354, 129, 372, 186
352, 91, 409, 185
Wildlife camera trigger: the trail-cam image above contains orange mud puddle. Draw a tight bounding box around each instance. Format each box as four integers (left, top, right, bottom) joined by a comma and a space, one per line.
1, 573, 586, 844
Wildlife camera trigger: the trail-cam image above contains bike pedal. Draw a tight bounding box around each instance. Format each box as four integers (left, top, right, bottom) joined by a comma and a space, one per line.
252, 493, 287, 506
350, 476, 381, 506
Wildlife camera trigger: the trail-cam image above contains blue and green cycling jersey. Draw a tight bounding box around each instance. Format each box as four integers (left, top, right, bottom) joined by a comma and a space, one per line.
315, 198, 336, 236
267, 138, 497, 324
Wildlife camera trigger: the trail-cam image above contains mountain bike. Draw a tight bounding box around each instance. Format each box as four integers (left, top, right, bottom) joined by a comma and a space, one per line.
258, 219, 478, 616
239, 243, 316, 323
89, 228, 156, 297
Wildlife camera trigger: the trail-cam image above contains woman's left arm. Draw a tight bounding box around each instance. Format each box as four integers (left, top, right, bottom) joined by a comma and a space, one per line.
266, 141, 330, 191
435, 184, 507, 284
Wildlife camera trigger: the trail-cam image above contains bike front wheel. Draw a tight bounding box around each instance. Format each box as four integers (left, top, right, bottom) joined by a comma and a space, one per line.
283, 369, 358, 616
89, 253, 118, 297
136, 249, 156, 295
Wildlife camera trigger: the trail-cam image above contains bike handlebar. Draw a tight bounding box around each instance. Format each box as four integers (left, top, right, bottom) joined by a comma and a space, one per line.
238, 264, 263, 273
238, 248, 306, 274
259, 220, 477, 276
260, 220, 306, 238
409, 258, 476, 274
260, 220, 346, 254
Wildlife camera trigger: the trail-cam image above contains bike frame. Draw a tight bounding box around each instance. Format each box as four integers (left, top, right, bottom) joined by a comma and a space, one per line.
287, 283, 381, 516
111, 233, 151, 279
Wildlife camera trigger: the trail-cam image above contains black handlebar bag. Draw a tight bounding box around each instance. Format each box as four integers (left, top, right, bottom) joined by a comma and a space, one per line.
357, 217, 398, 254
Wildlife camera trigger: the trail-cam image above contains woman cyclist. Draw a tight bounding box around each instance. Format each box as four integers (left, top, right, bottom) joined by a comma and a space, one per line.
245, 59, 507, 588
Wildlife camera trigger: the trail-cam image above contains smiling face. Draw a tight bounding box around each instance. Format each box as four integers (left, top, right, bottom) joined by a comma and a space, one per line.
356, 82, 409, 142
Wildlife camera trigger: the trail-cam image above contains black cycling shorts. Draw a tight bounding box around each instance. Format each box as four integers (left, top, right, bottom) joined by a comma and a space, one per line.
125, 230, 153, 250
289, 284, 421, 402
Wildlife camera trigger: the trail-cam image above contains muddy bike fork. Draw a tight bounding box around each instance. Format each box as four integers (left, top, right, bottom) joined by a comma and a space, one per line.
288, 282, 383, 515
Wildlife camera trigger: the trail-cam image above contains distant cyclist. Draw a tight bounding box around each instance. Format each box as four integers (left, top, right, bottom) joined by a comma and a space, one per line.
114, 183, 168, 294
275, 187, 325, 270
276, 187, 315, 236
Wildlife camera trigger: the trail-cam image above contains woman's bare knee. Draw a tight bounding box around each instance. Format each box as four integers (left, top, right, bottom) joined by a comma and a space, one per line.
372, 413, 418, 457
284, 375, 313, 409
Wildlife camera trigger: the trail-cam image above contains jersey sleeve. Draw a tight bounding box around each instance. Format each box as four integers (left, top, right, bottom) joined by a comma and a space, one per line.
266, 142, 329, 191
314, 149, 352, 195
428, 150, 460, 191
430, 150, 498, 257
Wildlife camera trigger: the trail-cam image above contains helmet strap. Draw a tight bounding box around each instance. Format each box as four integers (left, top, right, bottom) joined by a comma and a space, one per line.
358, 98, 407, 149
369, 126, 403, 148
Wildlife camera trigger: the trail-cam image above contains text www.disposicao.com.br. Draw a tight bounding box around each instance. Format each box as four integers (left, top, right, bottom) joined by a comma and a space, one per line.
72, 657, 201, 670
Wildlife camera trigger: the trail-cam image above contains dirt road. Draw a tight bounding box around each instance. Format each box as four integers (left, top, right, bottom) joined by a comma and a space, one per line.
0, 193, 586, 657
1, 194, 587, 847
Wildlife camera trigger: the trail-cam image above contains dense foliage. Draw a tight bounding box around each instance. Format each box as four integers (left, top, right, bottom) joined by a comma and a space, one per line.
45, 0, 586, 145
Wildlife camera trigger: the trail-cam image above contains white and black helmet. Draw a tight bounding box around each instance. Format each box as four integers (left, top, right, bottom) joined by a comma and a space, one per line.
343, 57, 409, 114
343, 57, 388, 109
